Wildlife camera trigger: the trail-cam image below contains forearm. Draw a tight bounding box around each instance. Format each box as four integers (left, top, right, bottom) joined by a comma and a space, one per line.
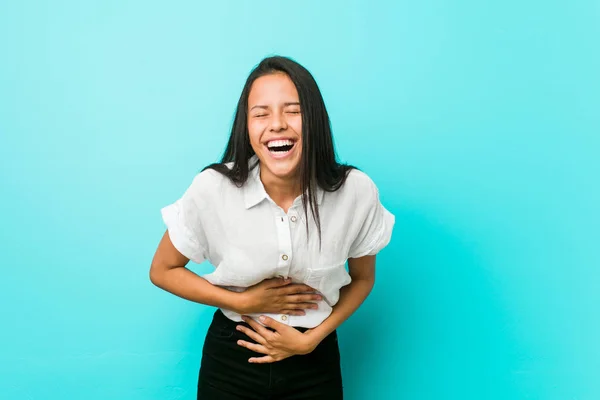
308, 276, 375, 343
150, 266, 246, 314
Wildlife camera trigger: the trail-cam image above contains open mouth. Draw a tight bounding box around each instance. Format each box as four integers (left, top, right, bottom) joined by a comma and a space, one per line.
266, 139, 296, 156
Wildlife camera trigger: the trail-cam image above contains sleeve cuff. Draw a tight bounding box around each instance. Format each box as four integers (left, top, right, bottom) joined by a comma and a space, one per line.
161, 203, 207, 264
350, 206, 395, 258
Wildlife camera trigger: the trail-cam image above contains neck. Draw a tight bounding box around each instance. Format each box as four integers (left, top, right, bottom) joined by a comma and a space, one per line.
260, 169, 302, 212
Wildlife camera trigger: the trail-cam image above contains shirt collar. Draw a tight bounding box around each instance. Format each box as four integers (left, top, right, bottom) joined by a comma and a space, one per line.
243, 155, 325, 209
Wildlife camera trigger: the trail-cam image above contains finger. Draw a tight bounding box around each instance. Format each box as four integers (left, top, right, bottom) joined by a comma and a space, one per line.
236, 325, 267, 344
265, 277, 292, 288
288, 294, 322, 303
258, 315, 288, 332
237, 340, 269, 354
281, 309, 306, 316
286, 302, 319, 310
242, 316, 275, 338
281, 284, 317, 295
249, 355, 277, 364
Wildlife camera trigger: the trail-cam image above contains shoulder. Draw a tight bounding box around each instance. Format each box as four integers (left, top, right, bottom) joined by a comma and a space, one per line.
183, 166, 232, 208
343, 168, 381, 199
322, 167, 381, 210
190, 166, 226, 190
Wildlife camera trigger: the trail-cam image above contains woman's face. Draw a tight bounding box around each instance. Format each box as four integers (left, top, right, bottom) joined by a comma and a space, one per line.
247, 72, 303, 182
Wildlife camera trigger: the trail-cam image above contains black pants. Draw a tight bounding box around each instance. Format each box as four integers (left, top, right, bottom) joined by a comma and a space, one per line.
197, 309, 343, 399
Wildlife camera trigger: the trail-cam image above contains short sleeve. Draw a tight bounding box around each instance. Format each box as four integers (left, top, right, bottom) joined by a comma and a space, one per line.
348, 175, 395, 259
160, 173, 210, 264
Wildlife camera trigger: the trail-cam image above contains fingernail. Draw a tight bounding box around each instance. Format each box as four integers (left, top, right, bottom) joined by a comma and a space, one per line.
259, 315, 266, 322
236, 325, 242, 331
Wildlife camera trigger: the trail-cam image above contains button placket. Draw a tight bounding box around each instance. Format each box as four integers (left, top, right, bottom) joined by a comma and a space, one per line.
272, 206, 295, 325
274, 208, 293, 279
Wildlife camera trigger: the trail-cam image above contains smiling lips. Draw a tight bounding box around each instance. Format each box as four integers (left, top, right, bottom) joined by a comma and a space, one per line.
266, 139, 296, 159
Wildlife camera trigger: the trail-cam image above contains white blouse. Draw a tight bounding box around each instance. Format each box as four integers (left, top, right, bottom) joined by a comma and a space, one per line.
161, 155, 395, 328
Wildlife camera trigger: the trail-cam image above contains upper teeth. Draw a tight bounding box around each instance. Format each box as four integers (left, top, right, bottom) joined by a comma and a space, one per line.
268, 139, 294, 148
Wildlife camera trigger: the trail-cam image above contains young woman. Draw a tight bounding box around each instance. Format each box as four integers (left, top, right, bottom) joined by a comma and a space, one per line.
150, 56, 395, 399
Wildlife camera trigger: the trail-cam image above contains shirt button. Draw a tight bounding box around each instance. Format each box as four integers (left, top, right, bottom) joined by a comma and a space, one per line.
282, 254, 288, 261
281, 315, 288, 321
290, 216, 297, 223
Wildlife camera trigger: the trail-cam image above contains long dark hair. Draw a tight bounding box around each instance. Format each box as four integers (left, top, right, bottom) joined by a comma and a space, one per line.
203, 55, 355, 247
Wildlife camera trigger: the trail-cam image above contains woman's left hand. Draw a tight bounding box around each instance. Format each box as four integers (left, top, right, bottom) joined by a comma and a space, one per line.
236, 315, 319, 363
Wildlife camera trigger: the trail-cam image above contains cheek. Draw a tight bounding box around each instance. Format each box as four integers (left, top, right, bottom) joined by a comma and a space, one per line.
247, 122, 263, 145
290, 118, 302, 136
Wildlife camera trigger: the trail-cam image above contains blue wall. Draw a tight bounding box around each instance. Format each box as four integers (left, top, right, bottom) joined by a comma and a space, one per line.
1, 1, 598, 399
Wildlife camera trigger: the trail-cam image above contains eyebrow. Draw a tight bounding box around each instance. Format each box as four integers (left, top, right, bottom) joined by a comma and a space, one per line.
249, 102, 300, 111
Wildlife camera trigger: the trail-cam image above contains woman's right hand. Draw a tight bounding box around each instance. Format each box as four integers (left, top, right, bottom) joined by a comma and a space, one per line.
239, 278, 322, 316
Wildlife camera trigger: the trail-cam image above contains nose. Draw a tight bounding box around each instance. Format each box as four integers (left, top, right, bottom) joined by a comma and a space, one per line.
269, 111, 287, 132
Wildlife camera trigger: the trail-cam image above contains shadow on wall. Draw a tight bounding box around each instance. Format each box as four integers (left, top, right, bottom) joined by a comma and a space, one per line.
338, 206, 523, 400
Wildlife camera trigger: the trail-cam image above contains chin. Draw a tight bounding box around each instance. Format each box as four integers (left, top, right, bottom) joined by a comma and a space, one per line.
259, 155, 301, 179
